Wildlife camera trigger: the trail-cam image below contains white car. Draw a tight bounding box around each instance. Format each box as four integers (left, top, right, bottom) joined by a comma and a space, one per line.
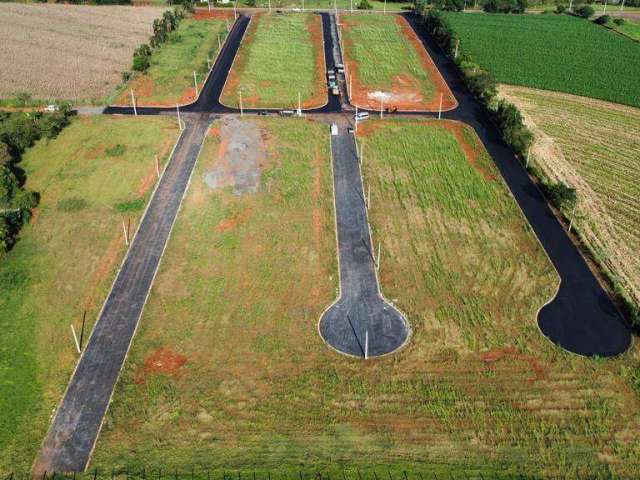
43, 104, 59, 112
355, 111, 369, 121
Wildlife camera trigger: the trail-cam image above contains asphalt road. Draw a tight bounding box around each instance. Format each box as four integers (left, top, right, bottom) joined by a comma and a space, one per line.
32, 116, 214, 474
404, 14, 631, 357
319, 126, 409, 357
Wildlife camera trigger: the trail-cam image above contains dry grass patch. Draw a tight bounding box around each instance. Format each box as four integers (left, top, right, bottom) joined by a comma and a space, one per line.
500, 84, 640, 312
0, 3, 165, 102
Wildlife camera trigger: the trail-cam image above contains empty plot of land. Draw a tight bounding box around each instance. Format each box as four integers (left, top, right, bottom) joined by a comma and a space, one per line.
0, 116, 178, 473
0, 3, 165, 101
117, 17, 230, 106
500, 84, 640, 309
220, 13, 326, 109
341, 14, 456, 111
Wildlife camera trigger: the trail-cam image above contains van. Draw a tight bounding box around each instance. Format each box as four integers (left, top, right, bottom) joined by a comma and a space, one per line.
355, 111, 369, 121
330, 124, 339, 136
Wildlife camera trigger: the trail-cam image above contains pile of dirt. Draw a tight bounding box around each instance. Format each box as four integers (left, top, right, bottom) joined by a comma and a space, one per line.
204, 116, 264, 195
135, 347, 187, 383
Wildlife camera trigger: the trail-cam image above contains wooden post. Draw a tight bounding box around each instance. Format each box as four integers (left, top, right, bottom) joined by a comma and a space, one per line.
122, 219, 129, 246
155, 155, 160, 178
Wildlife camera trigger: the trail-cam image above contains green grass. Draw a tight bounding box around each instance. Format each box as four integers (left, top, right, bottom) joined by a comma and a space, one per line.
342, 14, 435, 98
500, 84, 640, 316
120, 18, 229, 105
220, 14, 325, 108
0, 115, 178, 473
443, 12, 640, 107
226, 1, 413, 11
609, 18, 640, 41
85, 119, 640, 477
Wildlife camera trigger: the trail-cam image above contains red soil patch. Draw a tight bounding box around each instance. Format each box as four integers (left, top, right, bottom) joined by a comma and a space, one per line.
303, 14, 329, 109
481, 346, 545, 383
193, 9, 234, 20
29, 207, 41, 226
216, 208, 252, 232
135, 347, 187, 384
343, 15, 457, 112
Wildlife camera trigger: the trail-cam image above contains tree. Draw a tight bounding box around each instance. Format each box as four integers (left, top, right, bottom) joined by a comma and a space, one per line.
576, 4, 595, 17
432, 0, 466, 11
132, 44, 152, 72
358, 0, 373, 9
545, 181, 577, 210
594, 14, 611, 25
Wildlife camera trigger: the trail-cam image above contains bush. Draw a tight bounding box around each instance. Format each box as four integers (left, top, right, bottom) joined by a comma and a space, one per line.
543, 181, 577, 210
432, 0, 466, 11
132, 44, 152, 72
357, 0, 373, 9
484, 0, 527, 13
556, 4, 566, 13
614, 18, 625, 26
576, 5, 595, 18
492, 100, 533, 157
594, 14, 611, 25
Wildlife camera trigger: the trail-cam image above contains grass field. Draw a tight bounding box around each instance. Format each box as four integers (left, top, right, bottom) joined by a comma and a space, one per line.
220, 14, 326, 109
341, 14, 455, 111
118, 17, 230, 106
0, 3, 165, 103
0, 116, 179, 473
609, 18, 640, 41
215, 1, 413, 11
443, 12, 640, 108
500, 84, 640, 313
86, 119, 640, 477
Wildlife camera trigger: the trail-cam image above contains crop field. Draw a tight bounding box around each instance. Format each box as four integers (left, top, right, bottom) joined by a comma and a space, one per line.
220, 14, 326, 109
0, 116, 179, 473
78, 118, 640, 477
341, 14, 456, 111
0, 3, 165, 103
117, 18, 230, 106
443, 12, 640, 108
500, 84, 640, 312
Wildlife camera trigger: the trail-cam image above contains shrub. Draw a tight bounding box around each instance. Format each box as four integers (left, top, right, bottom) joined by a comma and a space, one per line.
114, 197, 146, 213
105, 144, 126, 157
614, 18, 625, 26
492, 100, 533, 157
484, 0, 527, 13
576, 5, 595, 18
357, 0, 373, 9
543, 181, 577, 210
594, 14, 611, 25
556, 4, 566, 13
432, 0, 466, 11
132, 44, 152, 72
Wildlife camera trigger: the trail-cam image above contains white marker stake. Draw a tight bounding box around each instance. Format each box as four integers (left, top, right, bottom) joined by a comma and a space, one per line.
218, 33, 222, 51
239, 91, 244, 117
297, 92, 302, 116
568, 204, 577, 233
384, 0, 387, 14
207, 56, 211, 70
367, 185, 370, 209
438, 93, 443, 120
364, 330, 369, 360
176, 104, 182, 130
380, 97, 384, 119
234, 2, 237, 19
207, 0, 211, 12
122, 219, 129, 246
454, 39, 459, 59
155, 155, 160, 179
193, 71, 198, 98
71, 325, 81, 354
376, 242, 381, 270
526, 146, 531, 168
360, 140, 364, 166
130, 89, 137, 116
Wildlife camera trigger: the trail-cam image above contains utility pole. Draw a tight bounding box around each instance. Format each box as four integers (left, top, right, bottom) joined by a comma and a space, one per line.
130, 89, 137, 116
384, 0, 387, 14
364, 330, 369, 360
70, 324, 81, 354
526, 146, 531, 168
207, 0, 211, 12
350, 0, 353, 13
568, 203, 577, 233
297, 92, 302, 116
334, 0, 337, 14
303, 0, 305, 11
367, 185, 370, 209
218, 33, 222, 51
603, 0, 608, 14
155, 155, 160, 179
234, 1, 237, 20
380, 97, 384, 119
207, 56, 211, 70
621, 0, 625, 11
239, 91, 244, 117
454, 39, 459, 59
193, 71, 198, 98
569, 0, 573, 10
122, 218, 129, 246
176, 104, 183, 130
438, 93, 443, 120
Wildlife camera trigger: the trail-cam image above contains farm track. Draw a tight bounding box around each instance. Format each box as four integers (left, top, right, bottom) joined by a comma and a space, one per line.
32, 115, 214, 474
34, 8, 633, 474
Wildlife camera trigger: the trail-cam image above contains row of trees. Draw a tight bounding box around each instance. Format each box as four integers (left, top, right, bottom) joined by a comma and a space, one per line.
0, 108, 73, 255
132, 1, 195, 73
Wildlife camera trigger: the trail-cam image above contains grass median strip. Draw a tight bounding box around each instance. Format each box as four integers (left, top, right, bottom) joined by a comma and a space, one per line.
220, 13, 326, 109
0, 115, 179, 473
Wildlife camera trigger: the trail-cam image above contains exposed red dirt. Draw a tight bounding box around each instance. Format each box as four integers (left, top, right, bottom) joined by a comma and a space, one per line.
193, 9, 234, 20
481, 346, 546, 383
135, 347, 187, 384
216, 208, 252, 232
303, 14, 329, 109
343, 15, 457, 112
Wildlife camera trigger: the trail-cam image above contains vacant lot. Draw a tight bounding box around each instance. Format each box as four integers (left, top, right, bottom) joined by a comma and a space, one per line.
444, 12, 640, 108
500, 84, 640, 313
341, 14, 455, 111
87, 119, 640, 477
220, 14, 326, 109
0, 3, 165, 102
232, 0, 412, 9
117, 17, 230, 106
0, 116, 178, 473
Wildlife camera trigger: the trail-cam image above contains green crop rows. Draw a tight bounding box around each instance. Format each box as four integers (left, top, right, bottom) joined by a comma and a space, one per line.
443, 12, 640, 108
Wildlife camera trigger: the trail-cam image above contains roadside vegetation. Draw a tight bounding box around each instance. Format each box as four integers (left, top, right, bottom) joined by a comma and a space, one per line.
220, 13, 326, 109
0, 116, 179, 473
440, 11, 640, 108
341, 14, 455, 111
118, 16, 230, 106
500, 84, 640, 325
597, 15, 640, 41
225, 0, 412, 10
0, 3, 165, 104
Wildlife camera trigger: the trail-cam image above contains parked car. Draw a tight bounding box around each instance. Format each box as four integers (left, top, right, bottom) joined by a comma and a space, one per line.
44, 104, 59, 112
280, 110, 295, 117
257, 110, 269, 116
331, 123, 339, 136
336, 63, 345, 74
332, 86, 339, 96
355, 111, 369, 121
